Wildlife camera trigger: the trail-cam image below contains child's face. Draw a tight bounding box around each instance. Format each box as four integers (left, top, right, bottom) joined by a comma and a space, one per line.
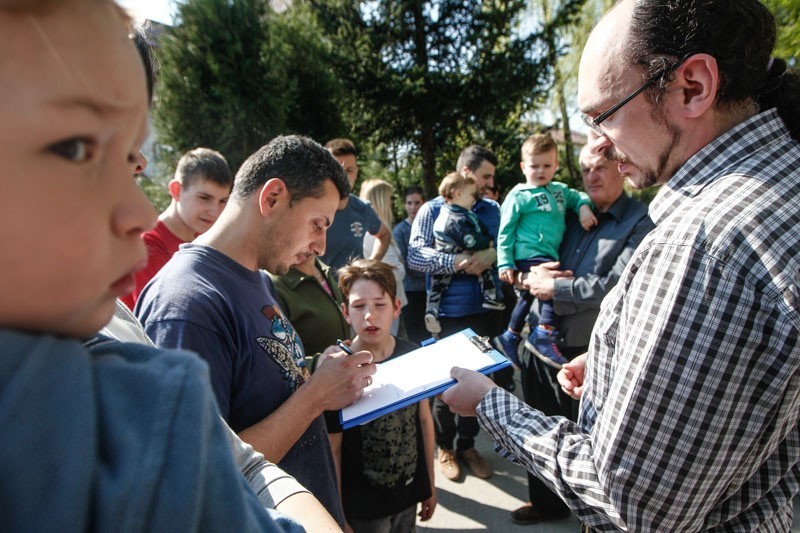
342, 279, 401, 345
0, 4, 156, 337
174, 178, 231, 235
521, 149, 559, 187
451, 183, 478, 210
403, 192, 424, 220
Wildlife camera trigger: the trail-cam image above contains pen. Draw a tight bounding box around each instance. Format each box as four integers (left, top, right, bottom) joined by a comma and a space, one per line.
336, 339, 353, 355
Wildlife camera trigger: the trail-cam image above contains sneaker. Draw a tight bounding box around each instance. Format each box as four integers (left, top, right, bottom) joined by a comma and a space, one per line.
510, 503, 570, 525
424, 312, 441, 334
438, 448, 461, 481
457, 447, 493, 479
524, 325, 568, 369
492, 330, 521, 367
482, 299, 506, 310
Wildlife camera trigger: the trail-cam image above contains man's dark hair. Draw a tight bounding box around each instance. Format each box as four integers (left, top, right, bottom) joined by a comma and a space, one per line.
132, 26, 155, 104
626, 0, 800, 140
456, 145, 498, 174
175, 147, 233, 190
233, 135, 350, 205
325, 138, 358, 157
403, 185, 424, 199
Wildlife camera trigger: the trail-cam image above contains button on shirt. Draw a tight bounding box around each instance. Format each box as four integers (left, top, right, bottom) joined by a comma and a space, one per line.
477, 109, 800, 531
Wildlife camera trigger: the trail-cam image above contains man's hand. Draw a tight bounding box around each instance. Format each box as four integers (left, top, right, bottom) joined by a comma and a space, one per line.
579, 204, 598, 231
557, 353, 586, 400
522, 261, 573, 301
456, 247, 496, 275
308, 349, 376, 411
440, 367, 498, 416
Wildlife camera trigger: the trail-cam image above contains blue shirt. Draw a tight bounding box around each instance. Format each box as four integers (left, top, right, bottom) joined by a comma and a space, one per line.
137, 244, 344, 525
321, 194, 382, 272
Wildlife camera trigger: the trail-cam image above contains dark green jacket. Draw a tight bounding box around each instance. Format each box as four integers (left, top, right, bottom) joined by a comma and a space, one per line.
268, 259, 350, 370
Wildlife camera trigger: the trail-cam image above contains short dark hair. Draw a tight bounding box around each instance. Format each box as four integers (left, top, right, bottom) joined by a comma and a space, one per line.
132, 26, 155, 105
521, 132, 557, 159
175, 147, 232, 190
233, 135, 350, 205
403, 185, 424, 199
325, 138, 358, 157
338, 258, 397, 302
456, 145, 498, 174
626, 0, 800, 140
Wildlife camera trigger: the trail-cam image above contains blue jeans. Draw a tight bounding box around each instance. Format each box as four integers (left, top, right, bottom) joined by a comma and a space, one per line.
508, 257, 557, 333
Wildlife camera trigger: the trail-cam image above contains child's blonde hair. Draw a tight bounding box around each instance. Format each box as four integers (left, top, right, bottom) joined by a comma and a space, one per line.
338, 259, 397, 302
438, 172, 475, 200
521, 132, 557, 159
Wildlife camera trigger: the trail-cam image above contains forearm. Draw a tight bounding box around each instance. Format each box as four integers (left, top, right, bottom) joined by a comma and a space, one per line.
275, 492, 342, 532
408, 245, 456, 274
369, 223, 391, 261
224, 423, 309, 509
238, 384, 323, 463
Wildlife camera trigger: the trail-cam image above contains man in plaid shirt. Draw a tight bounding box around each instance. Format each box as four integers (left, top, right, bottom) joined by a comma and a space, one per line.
443, 0, 800, 530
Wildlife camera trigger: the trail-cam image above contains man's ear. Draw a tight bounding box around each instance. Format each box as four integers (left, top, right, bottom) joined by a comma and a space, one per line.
674, 53, 719, 118
168, 179, 182, 201
257, 178, 288, 216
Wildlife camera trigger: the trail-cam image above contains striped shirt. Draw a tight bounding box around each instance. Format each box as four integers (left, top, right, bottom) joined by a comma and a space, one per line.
478, 109, 800, 531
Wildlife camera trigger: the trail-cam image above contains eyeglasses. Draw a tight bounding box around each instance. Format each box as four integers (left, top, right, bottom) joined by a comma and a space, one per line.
581, 61, 683, 136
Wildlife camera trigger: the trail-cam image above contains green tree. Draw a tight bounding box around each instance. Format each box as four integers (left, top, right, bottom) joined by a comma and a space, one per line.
306, 0, 585, 199
154, 0, 344, 172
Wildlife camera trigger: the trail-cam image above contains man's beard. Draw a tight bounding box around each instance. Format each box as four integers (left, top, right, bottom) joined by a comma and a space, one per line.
604, 110, 681, 190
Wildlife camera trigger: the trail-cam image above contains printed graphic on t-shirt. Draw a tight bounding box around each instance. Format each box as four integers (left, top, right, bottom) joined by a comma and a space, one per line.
360, 405, 418, 488
256, 305, 308, 390
350, 221, 365, 238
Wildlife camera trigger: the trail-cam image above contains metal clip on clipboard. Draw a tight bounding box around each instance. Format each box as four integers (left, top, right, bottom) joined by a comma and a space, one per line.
469, 335, 493, 353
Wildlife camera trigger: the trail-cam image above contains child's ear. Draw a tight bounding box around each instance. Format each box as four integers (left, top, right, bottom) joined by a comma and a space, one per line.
340, 302, 352, 324
519, 161, 525, 171
168, 179, 182, 201
392, 297, 401, 319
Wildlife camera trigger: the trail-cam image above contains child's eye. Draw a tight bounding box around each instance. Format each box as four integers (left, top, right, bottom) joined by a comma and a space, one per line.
49, 138, 93, 163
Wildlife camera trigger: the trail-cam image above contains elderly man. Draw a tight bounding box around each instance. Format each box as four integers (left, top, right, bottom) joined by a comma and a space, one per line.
442, 0, 800, 530
509, 141, 653, 525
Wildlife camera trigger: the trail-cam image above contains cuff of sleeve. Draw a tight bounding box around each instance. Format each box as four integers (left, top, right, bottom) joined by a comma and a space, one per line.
256, 465, 311, 508
476, 388, 526, 463
552, 278, 575, 315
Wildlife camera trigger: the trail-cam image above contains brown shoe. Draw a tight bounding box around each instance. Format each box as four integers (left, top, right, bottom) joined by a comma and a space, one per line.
457, 447, 493, 479
438, 448, 461, 481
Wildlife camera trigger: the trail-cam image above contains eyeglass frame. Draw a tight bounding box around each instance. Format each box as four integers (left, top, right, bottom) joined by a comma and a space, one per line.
581, 59, 684, 136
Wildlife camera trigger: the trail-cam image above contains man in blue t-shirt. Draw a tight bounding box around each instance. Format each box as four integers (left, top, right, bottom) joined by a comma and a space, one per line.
321, 138, 392, 271
137, 136, 377, 527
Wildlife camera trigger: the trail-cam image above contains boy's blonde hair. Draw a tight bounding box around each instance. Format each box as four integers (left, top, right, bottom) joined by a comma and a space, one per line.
438, 172, 475, 200
521, 132, 557, 159
338, 259, 397, 302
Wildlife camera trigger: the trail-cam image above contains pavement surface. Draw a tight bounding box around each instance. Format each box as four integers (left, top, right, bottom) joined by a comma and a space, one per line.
414, 367, 800, 532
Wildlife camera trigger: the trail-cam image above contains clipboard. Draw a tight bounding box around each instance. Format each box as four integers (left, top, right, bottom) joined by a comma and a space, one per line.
339, 328, 511, 429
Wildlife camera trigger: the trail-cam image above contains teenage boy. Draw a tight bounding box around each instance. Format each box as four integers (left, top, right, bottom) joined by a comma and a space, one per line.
137, 135, 376, 526
122, 147, 232, 308
321, 138, 391, 271
0, 2, 294, 530
493, 133, 596, 368
329, 259, 436, 531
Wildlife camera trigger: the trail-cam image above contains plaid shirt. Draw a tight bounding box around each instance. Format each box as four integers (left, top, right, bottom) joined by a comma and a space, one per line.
478, 109, 800, 531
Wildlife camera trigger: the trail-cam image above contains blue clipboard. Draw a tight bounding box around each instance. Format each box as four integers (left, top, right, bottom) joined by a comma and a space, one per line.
339, 328, 511, 429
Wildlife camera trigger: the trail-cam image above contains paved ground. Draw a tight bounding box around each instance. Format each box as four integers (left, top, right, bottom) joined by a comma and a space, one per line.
415, 367, 800, 532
